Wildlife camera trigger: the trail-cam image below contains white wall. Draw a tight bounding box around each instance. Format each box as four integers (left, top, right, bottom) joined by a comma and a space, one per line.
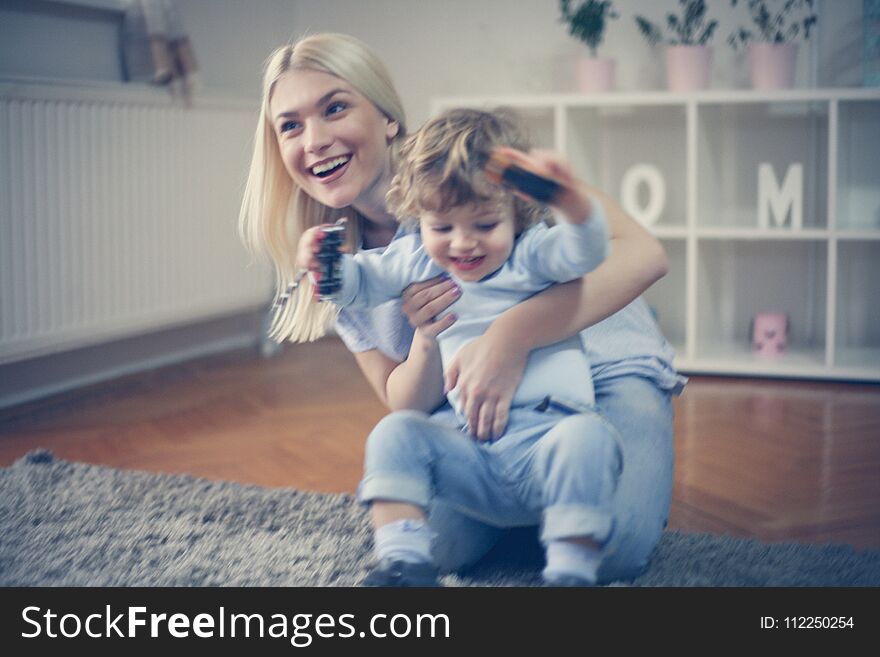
173, 0, 299, 97
290, 0, 585, 127
1, 1, 866, 125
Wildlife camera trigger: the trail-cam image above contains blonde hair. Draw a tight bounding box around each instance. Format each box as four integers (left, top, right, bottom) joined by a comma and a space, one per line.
387, 108, 545, 234
238, 33, 407, 342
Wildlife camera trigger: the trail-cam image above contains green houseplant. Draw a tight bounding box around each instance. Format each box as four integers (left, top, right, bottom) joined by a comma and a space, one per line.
727, 0, 818, 89
559, 0, 620, 92
634, 0, 719, 91
560, 0, 619, 57
727, 0, 817, 50
635, 0, 718, 47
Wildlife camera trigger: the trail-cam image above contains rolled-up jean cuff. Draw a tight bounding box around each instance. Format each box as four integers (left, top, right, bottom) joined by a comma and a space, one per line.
541, 505, 613, 544
357, 473, 431, 510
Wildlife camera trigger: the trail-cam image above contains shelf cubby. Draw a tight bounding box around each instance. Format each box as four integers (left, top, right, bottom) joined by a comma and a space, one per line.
834, 241, 880, 373
515, 105, 555, 151
837, 99, 880, 231
695, 240, 827, 371
566, 104, 687, 229
696, 101, 829, 231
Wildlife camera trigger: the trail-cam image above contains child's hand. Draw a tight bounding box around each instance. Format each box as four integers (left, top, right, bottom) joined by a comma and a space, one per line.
295, 226, 327, 276
491, 147, 594, 224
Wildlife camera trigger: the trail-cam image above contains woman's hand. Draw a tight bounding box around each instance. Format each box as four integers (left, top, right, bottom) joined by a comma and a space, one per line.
444, 332, 529, 441
400, 275, 461, 340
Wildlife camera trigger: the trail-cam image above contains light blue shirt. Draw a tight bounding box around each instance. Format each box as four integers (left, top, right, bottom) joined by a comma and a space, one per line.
335, 212, 686, 397
335, 207, 609, 418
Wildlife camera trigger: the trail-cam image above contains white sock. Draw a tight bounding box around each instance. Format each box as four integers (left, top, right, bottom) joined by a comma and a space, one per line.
543, 539, 602, 584
374, 518, 435, 565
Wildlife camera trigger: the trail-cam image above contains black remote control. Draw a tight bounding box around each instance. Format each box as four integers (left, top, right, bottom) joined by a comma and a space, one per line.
484, 149, 562, 204
315, 223, 345, 300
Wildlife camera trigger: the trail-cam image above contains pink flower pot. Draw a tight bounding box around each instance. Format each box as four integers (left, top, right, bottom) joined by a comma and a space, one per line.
665, 45, 712, 92
748, 42, 798, 90
575, 56, 616, 93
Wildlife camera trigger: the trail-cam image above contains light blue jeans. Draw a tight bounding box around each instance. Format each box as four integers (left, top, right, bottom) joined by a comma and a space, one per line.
359, 374, 674, 583
358, 395, 628, 560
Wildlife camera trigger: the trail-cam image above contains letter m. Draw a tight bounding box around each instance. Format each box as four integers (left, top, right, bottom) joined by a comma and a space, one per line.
758, 163, 803, 230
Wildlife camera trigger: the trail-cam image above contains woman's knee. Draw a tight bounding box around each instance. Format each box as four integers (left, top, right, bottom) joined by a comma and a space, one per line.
596, 377, 674, 455
598, 522, 666, 583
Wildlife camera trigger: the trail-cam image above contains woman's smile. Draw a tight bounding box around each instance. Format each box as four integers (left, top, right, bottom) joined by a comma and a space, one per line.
308, 154, 352, 182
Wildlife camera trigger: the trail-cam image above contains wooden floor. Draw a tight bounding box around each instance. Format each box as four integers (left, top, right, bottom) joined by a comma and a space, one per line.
2, 336, 879, 550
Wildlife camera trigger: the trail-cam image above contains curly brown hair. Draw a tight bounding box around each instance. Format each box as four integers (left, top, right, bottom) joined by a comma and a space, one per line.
386, 108, 547, 234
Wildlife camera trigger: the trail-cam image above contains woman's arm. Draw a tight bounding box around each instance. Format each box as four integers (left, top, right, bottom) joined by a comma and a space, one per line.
446, 183, 668, 440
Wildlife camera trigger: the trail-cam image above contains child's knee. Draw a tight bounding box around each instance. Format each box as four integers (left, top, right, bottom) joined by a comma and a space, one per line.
366, 410, 431, 453
364, 410, 453, 472
541, 415, 623, 474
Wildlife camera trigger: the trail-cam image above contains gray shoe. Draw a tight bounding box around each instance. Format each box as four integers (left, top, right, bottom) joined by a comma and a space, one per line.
543, 573, 595, 587
361, 559, 441, 587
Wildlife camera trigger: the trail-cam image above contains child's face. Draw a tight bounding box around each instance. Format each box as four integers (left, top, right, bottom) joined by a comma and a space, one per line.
269, 68, 398, 211
420, 199, 516, 282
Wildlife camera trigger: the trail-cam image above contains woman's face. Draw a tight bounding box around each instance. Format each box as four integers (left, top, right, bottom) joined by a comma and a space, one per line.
269, 68, 398, 212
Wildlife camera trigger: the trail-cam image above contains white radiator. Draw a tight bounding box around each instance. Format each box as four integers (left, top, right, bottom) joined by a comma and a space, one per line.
0, 81, 270, 365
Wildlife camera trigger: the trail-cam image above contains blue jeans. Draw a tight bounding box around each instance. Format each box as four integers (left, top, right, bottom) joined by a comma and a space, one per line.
358, 401, 624, 547
375, 375, 675, 583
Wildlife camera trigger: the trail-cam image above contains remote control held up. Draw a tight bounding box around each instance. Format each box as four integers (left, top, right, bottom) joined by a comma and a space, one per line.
484, 149, 562, 204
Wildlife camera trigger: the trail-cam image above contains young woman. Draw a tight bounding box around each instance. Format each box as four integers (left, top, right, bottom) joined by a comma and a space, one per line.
239, 33, 685, 583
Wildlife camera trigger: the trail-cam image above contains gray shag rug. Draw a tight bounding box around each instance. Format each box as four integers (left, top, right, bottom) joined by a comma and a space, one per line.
2, 450, 878, 587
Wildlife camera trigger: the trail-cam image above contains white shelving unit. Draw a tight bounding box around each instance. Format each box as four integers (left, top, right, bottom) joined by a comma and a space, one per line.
431, 89, 880, 381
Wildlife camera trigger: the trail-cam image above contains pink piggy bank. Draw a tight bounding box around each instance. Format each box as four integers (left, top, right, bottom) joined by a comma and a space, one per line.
751, 312, 789, 358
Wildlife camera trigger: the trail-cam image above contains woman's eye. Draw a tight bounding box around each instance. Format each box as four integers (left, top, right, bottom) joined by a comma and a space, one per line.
326, 101, 348, 116
279, 120, 300, 134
